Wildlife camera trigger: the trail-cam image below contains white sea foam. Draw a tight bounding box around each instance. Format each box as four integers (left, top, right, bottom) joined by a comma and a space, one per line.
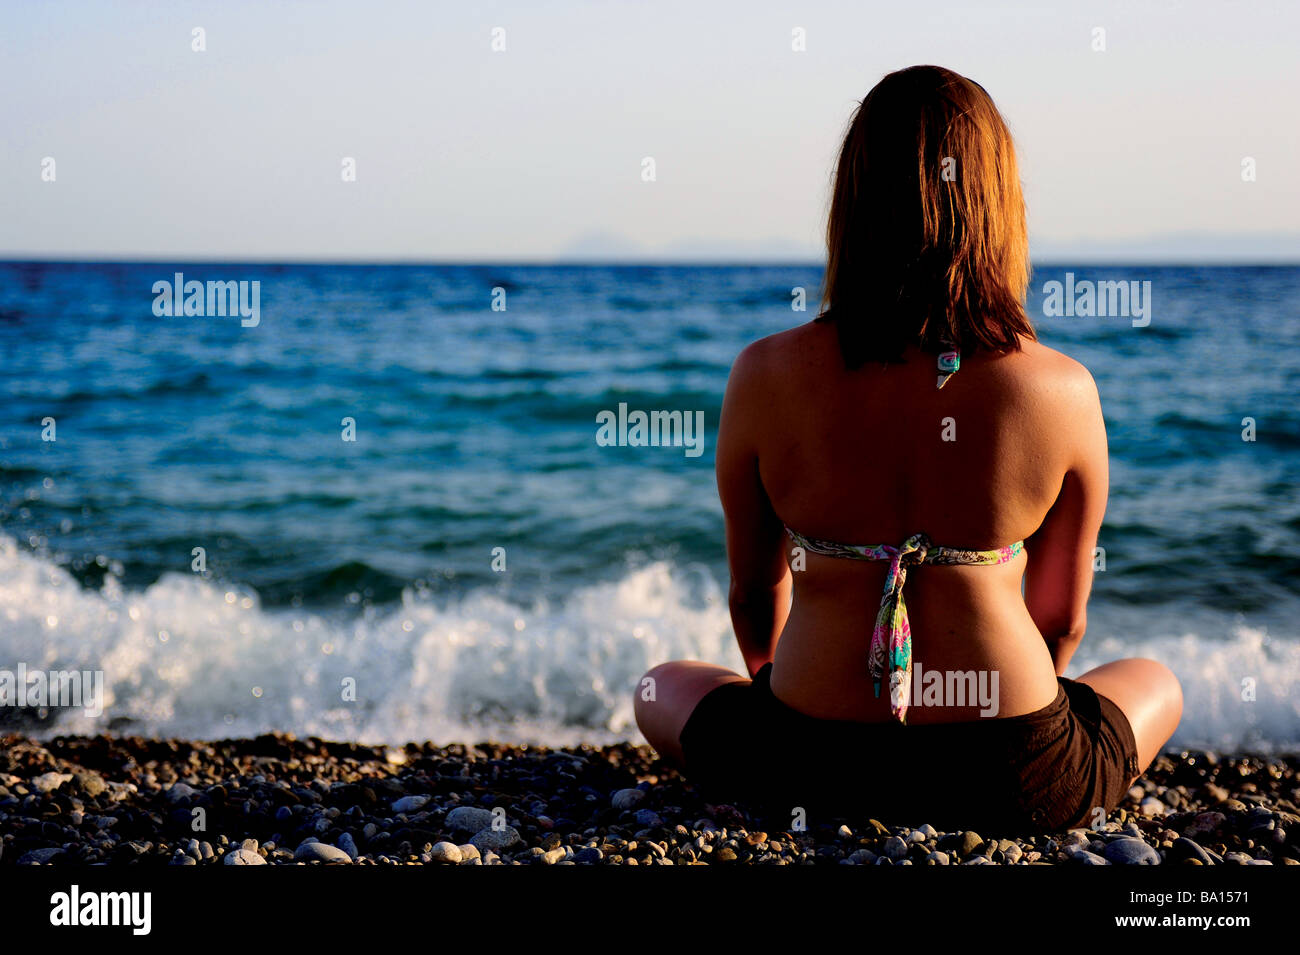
1, 535, 1297, 751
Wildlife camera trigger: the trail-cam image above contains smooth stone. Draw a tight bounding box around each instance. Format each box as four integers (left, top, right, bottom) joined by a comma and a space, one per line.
428, 841, 463, 863
30, 772, 73, 794
959, 831, 984, 857
164, 782, 197, 803
457, 844, 480, 861
18, 847, 64, 864
1064, 845, 1111, 865
72, 771, 107, 798
294, 841, 353, 864
338, 832, 359, 860
224, 848, 266, 865
927, 851, 950, 865
1184, 811, 1226, 838
633, 809, 663, 827
1168, 837, 1213, 865
470, 826, 521, 852
574, 847, 604, 864
445, 806, 496, 832
391, 795, 429, 814
611, 788, 645, 810
541, 847, 565, 865
1101, 837, 1160, 865
882, 836, 908, 860
1139, 797, 1166, 817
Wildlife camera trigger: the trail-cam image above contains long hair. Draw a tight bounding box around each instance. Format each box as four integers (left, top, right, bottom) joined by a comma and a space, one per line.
819, 65, 1034, 367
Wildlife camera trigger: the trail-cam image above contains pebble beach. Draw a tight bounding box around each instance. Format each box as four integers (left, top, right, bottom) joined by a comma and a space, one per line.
1, 733, 1296, 867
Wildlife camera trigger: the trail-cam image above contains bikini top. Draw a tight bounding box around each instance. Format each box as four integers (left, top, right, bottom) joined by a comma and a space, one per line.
781, 344, 1025, 725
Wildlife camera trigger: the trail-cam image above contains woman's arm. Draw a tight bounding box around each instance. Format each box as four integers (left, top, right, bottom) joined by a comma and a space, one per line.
716, 343, 792, 677
1023, 366, 1109, 676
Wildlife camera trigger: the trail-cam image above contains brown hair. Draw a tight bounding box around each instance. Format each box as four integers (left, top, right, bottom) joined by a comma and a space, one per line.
819, 65, 1034, 367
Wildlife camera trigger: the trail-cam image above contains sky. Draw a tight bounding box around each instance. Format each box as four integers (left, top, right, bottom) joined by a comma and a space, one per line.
2, 0, 1298, 262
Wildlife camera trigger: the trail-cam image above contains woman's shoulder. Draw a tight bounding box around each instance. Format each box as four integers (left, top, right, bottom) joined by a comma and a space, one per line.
984, 337, 1100, 402
729, 320, 838, 383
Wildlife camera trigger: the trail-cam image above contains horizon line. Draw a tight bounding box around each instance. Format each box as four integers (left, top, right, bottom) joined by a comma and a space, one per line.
2, 256, 1299, 269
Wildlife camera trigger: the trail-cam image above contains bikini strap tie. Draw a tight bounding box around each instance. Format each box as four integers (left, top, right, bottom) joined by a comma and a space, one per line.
870, 533, 930, 722
782, 526, 1024, 725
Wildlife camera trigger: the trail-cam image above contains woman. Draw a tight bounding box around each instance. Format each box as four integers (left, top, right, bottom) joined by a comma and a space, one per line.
633, 65, 1182, 833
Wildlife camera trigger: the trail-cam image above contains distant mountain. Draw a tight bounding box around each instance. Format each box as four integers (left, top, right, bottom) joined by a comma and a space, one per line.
556, 232, 822, 262
1030, 232, 1300, 264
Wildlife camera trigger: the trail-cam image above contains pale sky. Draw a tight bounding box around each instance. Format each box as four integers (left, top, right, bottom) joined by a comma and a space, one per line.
3, 0, 1297, 261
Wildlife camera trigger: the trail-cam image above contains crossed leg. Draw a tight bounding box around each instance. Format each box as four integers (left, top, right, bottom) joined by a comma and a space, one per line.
633, 660, 748, 766
636, 657, 1183, 781
1073, 657, 1183, 781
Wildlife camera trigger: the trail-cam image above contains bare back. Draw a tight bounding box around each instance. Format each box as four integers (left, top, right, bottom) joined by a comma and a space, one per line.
715, 319, 1109, 724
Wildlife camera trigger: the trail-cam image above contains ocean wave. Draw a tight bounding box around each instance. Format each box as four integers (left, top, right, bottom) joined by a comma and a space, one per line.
1, 535, 1297, 751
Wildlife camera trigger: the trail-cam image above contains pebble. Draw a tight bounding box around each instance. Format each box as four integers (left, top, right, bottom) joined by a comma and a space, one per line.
30, 772, 73, 794
612, 788, 645, 810
1101, 837, 1160, 865
338, 832, 359, 860
1167, 837, 1213, 865
0, 734, 1292, 869
1139, 797, 1166, 817
445, 806, 496, 832
882, 836, 908, 860
72, 771, 107, 797
294, 840, 353, 864
19, 847, 65, 864
959, 831, 984, 857
470, 826, 522, 851
391, 795, 429, 814
428, 842, 463, 864
164, 782, 197, 803
224, 848, 266, 865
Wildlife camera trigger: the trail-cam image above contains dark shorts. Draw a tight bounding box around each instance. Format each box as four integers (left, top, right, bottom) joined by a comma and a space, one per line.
679, 663, 1141, 834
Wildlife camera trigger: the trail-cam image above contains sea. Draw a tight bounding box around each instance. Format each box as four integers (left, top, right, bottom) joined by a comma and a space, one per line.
1, 262, 1297, 751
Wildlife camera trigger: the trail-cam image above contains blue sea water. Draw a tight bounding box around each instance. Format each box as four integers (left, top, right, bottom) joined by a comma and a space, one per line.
1, 262, 1297, 749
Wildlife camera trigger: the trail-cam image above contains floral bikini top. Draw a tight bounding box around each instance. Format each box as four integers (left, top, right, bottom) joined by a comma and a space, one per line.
782, 344, 1025, 725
